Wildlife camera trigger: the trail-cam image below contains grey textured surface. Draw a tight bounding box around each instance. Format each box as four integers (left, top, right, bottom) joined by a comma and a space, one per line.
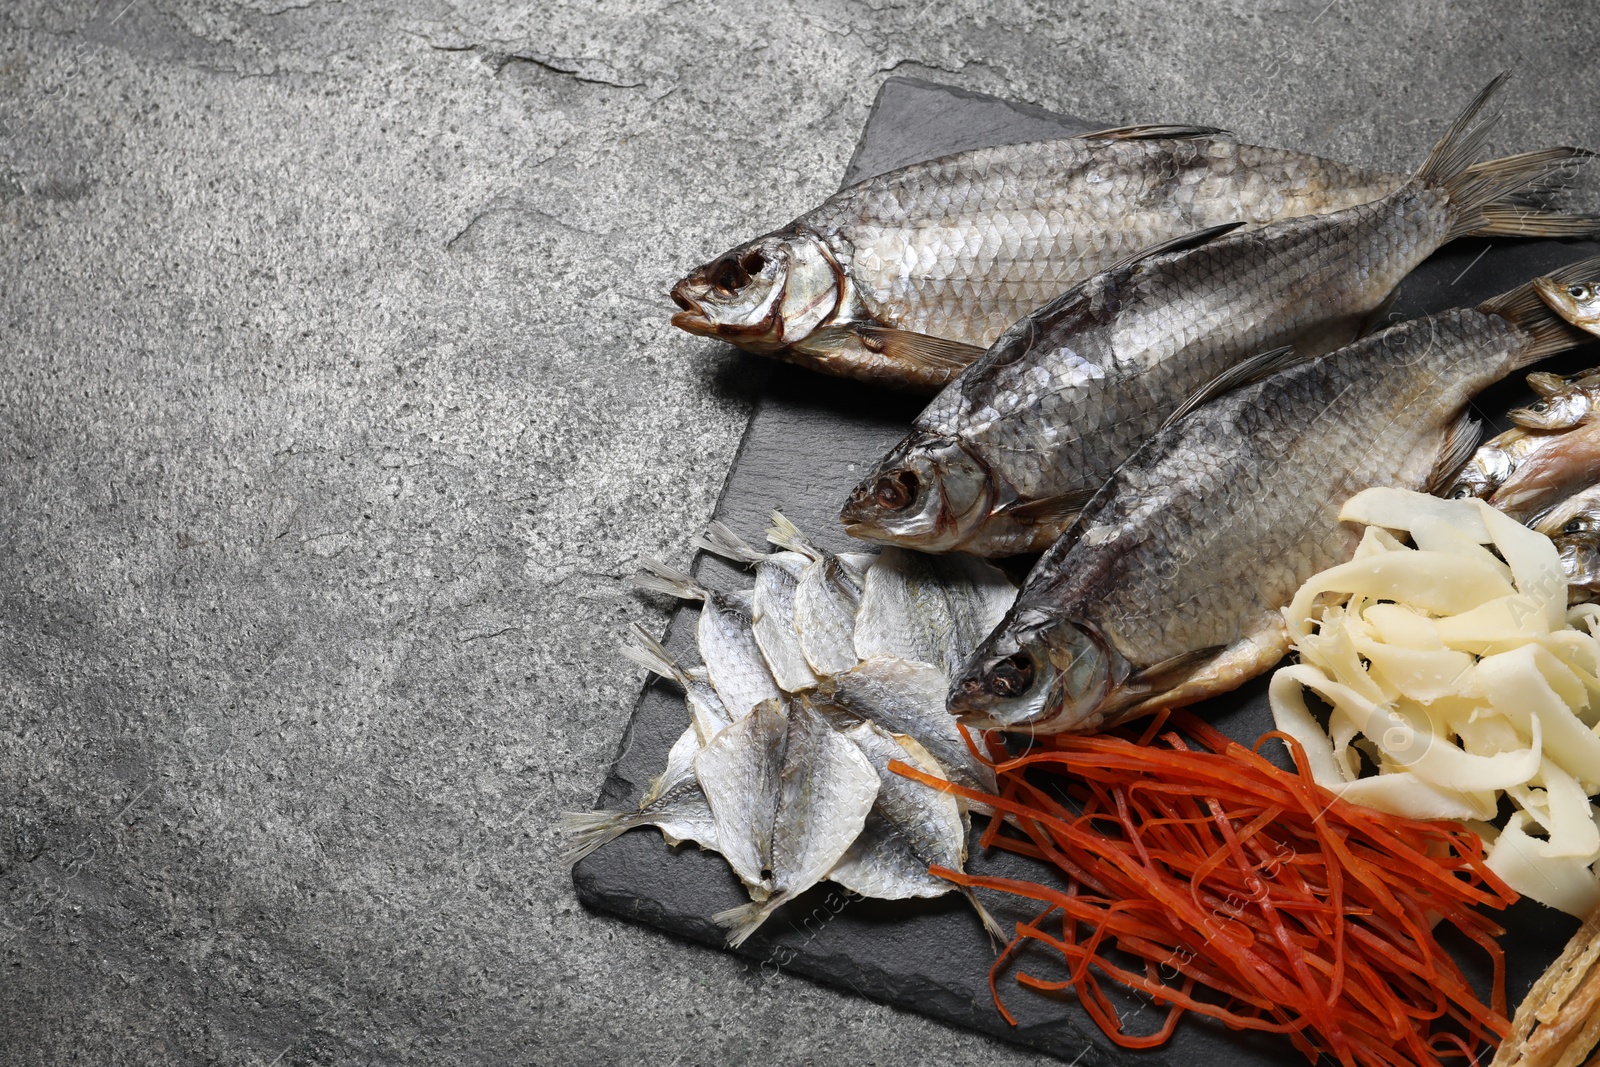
4, 2, 1600, 1064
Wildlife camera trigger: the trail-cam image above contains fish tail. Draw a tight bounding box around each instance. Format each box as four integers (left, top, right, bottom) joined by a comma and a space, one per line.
632, 556, 707, 602
693, 520, 770, 566
619, 622, 691, 687
1415, 73, 1600, 240
713, 894, 784, 947
765, 511, 822, 560
557, 810, 637, 867
1479, 255, 1600, 363
962, 886, 1010, 949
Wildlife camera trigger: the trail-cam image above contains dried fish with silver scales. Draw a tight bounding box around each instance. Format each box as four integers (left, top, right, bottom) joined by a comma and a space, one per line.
948, 259, 1600, 734
841, 74, 1600, 556
670, 121, 1413, 391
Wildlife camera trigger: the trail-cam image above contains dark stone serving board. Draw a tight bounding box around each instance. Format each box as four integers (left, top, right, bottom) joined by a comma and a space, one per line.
573, 77, 1599, 1064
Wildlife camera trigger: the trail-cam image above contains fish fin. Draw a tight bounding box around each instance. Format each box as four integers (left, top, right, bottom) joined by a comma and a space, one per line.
850, 325, 987, 372
557, 810, 636, 867
1526, 372, 1567, 397
693, 520, 769, 566
632, 557, 707, 602
1159, 345, 1302, 432
1413, 73, 1600, 240
766, 511, 823, 560
1355, 288, 1402, 338
1104, 221, 1247, 276
996, 491, 1094, 528
1423, 415, 1484, 496
961, 886, 1009, 950
1077, 123, 1229, 141
619, 622, 692, 687
713, 895, 785, 948
1480, 255, 1600, 364
1118, 646, 1227, 702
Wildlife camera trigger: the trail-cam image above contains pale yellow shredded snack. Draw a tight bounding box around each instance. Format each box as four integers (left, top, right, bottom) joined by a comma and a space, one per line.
1270, 487, 1600, 917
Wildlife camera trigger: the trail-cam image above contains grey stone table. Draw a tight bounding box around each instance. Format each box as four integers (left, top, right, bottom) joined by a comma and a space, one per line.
4, 2, 1600, 1064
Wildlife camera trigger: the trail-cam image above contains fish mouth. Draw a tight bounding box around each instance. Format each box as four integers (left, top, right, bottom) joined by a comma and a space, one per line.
669, 281, 716, 336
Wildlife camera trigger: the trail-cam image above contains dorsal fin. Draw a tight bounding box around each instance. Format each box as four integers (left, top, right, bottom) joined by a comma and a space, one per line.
1078, 123, 1229, 142
1423, 414, 1484, 495
1103, 221, 1248, 277
1159, 345, 1302, 433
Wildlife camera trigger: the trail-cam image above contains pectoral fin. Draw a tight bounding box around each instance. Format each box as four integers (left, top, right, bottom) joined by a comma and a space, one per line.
996, 490, 1096, 529
851, 325, 987, 372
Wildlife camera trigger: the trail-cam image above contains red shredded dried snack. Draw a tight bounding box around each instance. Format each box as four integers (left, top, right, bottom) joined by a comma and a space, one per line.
891, 709, 1518, 1067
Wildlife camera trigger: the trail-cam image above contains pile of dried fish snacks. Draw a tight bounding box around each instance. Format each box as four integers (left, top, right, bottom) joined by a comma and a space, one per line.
562, 515, 1015, 945
913, 710, 1518, 1067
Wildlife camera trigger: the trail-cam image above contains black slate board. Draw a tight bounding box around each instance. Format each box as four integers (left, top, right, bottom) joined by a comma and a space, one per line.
574, 78, 1600, 1064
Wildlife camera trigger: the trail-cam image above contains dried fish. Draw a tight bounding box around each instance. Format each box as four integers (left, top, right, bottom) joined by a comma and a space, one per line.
1443, 424, 1567, 500
1507, 371, 1600, 431
843, 75, 1600, 555
634, 558, 782, 717
811, 655, 996, 795
853, 546, 1016, 678
764, 513, 874, 679
826, 719, 1003, 939
1490, 419, 1600, 521
672, 125, 1411, 390
619, 622, 734, 742
708, 699, 880, 946
560, 725, 719, 866
693, 521, 819, 692
949, 259, 1600, 733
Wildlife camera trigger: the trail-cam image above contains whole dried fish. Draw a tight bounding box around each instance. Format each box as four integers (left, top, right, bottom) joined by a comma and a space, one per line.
842, 75, 1600, 556
1507, 370, 1600, 431
671, 125, 1410, 391
811, 655, 996, 795
1444, 423, 1568, 500
853, 546, 1016, 678
1490, 419, 1600, 521
634, 558, 782, 716
948, 261, 1600, 733
707, 699, 880, 946
693, 521, 819, 692
826, 719, 1003, 939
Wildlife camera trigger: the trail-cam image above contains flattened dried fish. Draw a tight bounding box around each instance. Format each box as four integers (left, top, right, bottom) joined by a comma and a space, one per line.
843, 75, 1600, 555
693, 520, 819, 692
619, 622, 734, 742
560, 725, 719, 865
812, 655, 996, 795
949, 260, 1600, 733
672, 124, 1410, 390
634, 558, 782, 717
694, 699, 788, 899
853, 546, 1016, 678
709, 699, 879, 946
827, 720, 1003, 939
765, 513, 874, 678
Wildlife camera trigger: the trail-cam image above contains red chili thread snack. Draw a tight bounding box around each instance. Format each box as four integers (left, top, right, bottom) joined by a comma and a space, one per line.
891, 710, 1518, 1067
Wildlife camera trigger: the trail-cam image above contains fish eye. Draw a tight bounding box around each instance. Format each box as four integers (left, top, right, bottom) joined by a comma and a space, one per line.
872, 469, 919, 511
985, 652, 1035, 698
1448, 484, 1474, 500
1566, 519, 1586, 535
1571, 285, 1591, 300
1530, 401, 1549, 413
711, 256, 750, 295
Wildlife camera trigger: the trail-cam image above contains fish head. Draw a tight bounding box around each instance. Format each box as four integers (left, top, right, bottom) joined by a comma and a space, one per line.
1442, 447, 1514, 500
839, 433, 997, 550
1535, 277, 1600, 337
669, 231, 841, 354
947, 613, 1120, 733
1509, 388, 1593, 431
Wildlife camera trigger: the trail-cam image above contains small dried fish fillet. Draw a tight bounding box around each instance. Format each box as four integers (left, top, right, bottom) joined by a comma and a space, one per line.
619, 622, 734, 742
634, 557, 781, 717
693, 521, 818, 692
827, 721, 1003, 940
1490, 900, 1600, 1067
694, 699, 787, 899
711, 699, 879, 947
794, 555, 866, 677
811, 656, 996, 795
853, 547, 1016, 678
560, 725, 719, 867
